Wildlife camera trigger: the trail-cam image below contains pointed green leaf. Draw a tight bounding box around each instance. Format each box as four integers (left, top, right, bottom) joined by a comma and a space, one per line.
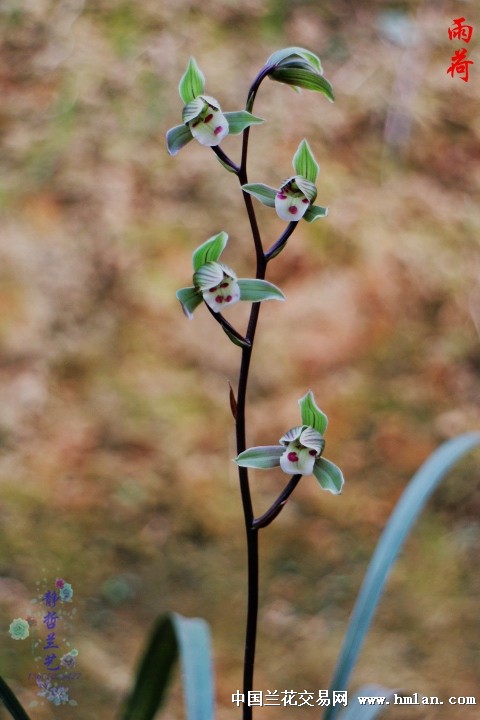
298, 390, 328, 433
0, 676, 32, 720
270, 68, 334, 101
166, 124, 193, 156
224, 111, 264, 135
325, 432, 480, 720
182, 97, 205, 124
237, 279, 285, 302
266, 47, 323, 74
222, 325, 250, 348
178, 58, 205, 104
192, 232, 228, 271
176, 287, 203, 319
293, 139, 319, 183
235, 445, 284, 469
313, 457, 344, 494
121, 612, 214, 720
304, 204, 328, 222
241, 183, 277, 208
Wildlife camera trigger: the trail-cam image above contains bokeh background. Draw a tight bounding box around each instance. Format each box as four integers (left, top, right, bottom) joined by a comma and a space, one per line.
1, 0, 480, 718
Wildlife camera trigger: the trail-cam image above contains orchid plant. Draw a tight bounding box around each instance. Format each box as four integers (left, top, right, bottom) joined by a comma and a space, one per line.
2, 44, 480, 720
167, 47, 341, 719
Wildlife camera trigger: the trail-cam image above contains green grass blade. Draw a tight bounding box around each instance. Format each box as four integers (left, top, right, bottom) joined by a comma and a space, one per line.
0, 676, 32, 720
325, 432, 480, 720
121, 612, 214, 720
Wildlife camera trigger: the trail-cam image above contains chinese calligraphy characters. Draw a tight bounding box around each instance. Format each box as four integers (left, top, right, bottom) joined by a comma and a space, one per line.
447, 17, 474, 82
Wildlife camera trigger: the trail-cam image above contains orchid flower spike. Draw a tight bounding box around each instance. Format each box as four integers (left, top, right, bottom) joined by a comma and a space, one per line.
235, 390, 344, 494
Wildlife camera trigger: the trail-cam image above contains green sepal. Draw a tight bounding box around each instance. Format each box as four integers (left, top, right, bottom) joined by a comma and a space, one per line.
193, 262, 227, 291
224, 111, 264, 135
166, 124, 193, 156
294, 175, 317, 203
293, 139, 319, 184
299, 390, 328, 434
182, 97, 205, 124
178, 58, 205, 104
266, 47, 323, 74
269, 68, 335, 101
313, 457, 344, 495
176, 286, 203, 319
222, 325, 250, 348
304, 204, 328, 222
192, 232, 228, 271
237, 279, 285, 303
235, 446, 284, 469
241, 183, 277, 208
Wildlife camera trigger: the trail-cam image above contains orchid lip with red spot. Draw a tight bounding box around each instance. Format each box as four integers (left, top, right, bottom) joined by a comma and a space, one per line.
274, 177, 314, 222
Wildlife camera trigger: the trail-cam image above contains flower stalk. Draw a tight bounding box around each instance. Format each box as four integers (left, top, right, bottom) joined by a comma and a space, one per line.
168, 48, 339, 720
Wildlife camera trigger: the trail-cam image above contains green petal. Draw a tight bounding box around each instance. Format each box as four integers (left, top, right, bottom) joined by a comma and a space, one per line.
166, 124, 193, 156
235, 446, 284, 469
299, 426, 325, 453
224, 111, 264, 135
192, 232, 228, 271
298, 390, 328, 434
312, 457, 344, 494
294, 176, 317, 203
304, 204, 328, 222
279, 425, 305, 445
237, 279, 285, 303
293, 139, 319, 184
269, 68, 335, 101
182, 97, 205, 124
176, 287, 203, 319
193, 262, 225, 291
241, 183, 277, 208
178, 58, 206, 104
266, 47, 323, 75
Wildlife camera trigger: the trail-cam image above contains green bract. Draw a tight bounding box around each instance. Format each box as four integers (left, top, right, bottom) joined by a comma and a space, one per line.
265, 46, 335, 102
176, 232, 286, 319
167, 58, 264, 156
242, 139, 328, 224
235, 390, 344, 495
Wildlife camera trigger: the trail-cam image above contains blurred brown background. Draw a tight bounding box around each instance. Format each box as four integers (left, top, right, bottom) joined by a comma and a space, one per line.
1, 0, 480, 718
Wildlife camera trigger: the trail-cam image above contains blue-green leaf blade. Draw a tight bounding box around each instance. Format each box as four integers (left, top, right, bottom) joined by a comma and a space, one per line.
121, 612, 215, 720
325, 432, 480, 720
172, 613, 215, 720
120, 614, 178, 720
